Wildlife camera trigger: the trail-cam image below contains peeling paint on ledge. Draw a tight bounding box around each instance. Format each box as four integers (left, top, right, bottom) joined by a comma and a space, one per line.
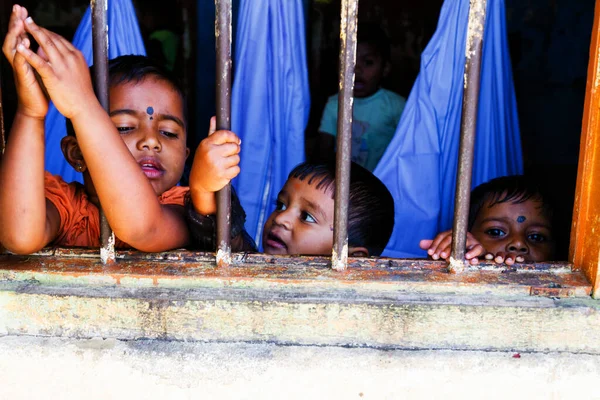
448, 256, 465, 274
0, 252, 592, 298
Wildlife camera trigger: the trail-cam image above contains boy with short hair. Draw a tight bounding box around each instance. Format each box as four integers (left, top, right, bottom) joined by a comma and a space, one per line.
261, 161, 395, 256
420, 175, 556, 265
317, 23, 406, 172
0, 6, 241, 253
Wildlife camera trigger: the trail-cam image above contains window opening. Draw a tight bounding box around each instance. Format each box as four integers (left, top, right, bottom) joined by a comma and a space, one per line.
0, 0, 597, 300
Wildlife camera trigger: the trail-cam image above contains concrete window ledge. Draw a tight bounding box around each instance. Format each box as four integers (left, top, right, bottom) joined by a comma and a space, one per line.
0, 251, 598, 354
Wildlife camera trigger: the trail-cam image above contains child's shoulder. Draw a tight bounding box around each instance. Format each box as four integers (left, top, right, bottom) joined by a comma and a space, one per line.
375, 89, 406, 118
378, 88, 406, 105
158, 185, 190, 206
325, 93, 340, 106
44, 172, 92, 216
44, 171, 85, 195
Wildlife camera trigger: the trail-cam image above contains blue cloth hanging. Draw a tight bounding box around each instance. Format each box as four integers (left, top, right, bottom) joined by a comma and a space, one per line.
374, 0, 523, 258
231, 0, 310, 248
44, 0, 146, 183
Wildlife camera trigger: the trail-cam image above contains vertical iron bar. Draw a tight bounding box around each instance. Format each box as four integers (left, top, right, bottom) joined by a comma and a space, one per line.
449, 0, 488, 273
332, 0, 359, 271
215, 0, 232, 267
92, 0, 116, 264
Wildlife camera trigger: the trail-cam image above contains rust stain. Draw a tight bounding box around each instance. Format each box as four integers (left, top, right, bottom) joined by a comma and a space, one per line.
0, 252, 592, 298
530, 286, 575, 298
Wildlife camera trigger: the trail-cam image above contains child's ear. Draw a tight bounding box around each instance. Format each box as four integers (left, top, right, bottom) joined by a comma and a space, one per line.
60, 136, 87, 173
185, 147, 190, 160
349, 246, 370, 258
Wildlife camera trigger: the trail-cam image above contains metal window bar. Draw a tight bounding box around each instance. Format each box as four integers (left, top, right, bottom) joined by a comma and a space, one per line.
332, 0, 359, 271
449, 0, 488, 273
215, 0, 233, 267
91, 0, 116, 265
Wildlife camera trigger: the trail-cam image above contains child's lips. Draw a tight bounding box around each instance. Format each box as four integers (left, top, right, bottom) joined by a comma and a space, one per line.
264, 231, 287, 250
137, 156, 165, 179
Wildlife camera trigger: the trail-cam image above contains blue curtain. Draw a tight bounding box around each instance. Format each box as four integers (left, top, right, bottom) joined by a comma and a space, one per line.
44, 0, 146, 183
374, 0, 523, 258
231, 0, 310, 248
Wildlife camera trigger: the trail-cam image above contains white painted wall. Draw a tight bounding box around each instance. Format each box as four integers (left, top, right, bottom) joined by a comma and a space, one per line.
0, 336, 598, 399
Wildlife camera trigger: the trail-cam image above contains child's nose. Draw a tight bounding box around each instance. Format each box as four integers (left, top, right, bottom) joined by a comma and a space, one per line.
506, 236, 529, 254
273, 209, 293, 230
137, 129, 162, 152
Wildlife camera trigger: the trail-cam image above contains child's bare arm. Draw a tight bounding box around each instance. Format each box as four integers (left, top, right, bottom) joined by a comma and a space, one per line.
17, 19, 189, 251
419, 230, 486, 265
0, 6, 61, 253
189, 117, 241, 215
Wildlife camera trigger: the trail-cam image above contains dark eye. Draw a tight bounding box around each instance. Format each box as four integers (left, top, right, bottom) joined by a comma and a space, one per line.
364, 58, 375, 66
300, 211, 316, 223
485, 228, 506, 238
528, 233, 546, 242
161, 130, 178, 138
117, 126, 133, 133
275, 200, 287, 211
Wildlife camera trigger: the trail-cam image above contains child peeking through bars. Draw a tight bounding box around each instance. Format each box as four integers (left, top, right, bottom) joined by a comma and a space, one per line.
0, 5, 245, 253
419, 175, 556, 265
187, 160, 395, 257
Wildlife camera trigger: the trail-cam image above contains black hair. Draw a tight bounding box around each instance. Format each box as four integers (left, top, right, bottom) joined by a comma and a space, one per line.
66, 55, 186, 136
288, 161, 395, 256
468, 175, 554, 230
357, 23, 391, 62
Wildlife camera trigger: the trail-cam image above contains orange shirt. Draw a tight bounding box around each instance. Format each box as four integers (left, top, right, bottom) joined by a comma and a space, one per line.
44, 172, 188, 248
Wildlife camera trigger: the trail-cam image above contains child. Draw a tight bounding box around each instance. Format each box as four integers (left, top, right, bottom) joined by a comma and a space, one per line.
261, 161, 395, 256
317, 23, 406, 172
0, 6, 240, 253
419, 176, 556, 265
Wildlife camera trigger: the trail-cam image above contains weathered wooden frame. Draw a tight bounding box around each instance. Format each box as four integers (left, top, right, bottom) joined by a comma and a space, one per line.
570, 0, 600, 298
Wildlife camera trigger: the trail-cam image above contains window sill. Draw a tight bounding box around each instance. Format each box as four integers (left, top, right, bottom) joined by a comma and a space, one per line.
0, 249, 597, 353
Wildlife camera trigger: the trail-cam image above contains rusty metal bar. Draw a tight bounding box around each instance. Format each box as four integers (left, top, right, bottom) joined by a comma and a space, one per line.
215, 0, 232, 267
332, 0, 359, 271
91, 0, 115, 264
449, 0, 488, 273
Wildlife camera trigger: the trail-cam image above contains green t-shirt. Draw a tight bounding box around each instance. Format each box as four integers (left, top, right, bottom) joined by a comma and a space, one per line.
319, 88, 406, 172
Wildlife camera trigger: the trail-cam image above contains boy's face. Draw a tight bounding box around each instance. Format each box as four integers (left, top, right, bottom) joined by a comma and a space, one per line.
354, 42, 389, 98
470, 198, 555, 262
109, 77, 189, 195
262, 176, 335, 255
